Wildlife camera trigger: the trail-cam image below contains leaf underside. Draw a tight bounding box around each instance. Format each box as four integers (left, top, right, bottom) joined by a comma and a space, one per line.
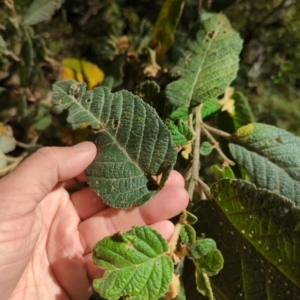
230, 123, 300, 205
166, 12, 243, 108
53, 80, 177, 208
193, 179, 300, 299
93, 226, 173, 300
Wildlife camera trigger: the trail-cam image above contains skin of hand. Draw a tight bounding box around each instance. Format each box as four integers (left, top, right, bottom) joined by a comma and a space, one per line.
0, 142, 189, 300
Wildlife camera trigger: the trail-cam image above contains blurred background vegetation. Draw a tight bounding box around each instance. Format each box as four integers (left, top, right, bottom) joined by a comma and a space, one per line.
1, 0, 300, 152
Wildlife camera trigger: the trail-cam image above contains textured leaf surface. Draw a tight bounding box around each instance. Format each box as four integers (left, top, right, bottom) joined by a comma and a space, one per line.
180, 224, 196, 247
152, 0, 185, 56
230, 123, 300, 205
166, 119, 193, 147
23, 0, 65, 25
93, 226, 173, 300
53, 80, 177, 208
166, 12, 242, 107
192, 179, 300, 299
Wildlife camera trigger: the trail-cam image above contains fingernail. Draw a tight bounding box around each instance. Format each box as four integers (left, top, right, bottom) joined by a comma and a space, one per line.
72, 141, 95, 152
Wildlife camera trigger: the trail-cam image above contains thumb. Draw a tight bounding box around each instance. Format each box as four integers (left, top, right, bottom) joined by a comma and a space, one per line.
0, 141, 97, 218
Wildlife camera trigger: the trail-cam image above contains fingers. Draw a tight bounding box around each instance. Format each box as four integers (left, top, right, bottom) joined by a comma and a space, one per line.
0, 142, 96, 218
79, 183, 189, 254
71, 187, 108, 220
71, 170, 185, 221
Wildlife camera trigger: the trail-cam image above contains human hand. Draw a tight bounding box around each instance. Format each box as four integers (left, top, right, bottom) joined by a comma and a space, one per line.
0, 142, 188, 300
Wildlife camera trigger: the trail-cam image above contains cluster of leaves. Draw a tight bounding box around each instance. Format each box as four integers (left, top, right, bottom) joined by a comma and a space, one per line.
2, 0, 300, 299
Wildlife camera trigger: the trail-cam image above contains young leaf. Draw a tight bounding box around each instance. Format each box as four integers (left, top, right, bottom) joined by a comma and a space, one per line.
230, 123, 300, 205
180, 224, 196, 247
166, 119, 193, 147
93, 226, 173, 300
53, 80, 177, 208
193, 179, 300, 299
152, 0, 185, 56
166, 12, 243, 107
200, 141, 213, 156
23, 0, 65, 25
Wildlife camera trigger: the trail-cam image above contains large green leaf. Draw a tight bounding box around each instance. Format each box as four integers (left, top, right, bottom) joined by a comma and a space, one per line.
229, 123, 300, 205
152, 0, 185, 56
53, 80, 177, 208
93, 226, 173, 300
166, 12, 242, 108
23, 0, 65, 25
189, 179, 300, 299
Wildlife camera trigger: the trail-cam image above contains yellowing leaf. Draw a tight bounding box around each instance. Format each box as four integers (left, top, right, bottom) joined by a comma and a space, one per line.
152, 0, 185, 56
61, 58, 104, 90
218, 87, 235, 116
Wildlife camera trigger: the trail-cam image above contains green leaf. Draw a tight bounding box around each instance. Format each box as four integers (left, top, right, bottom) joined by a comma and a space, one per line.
181, 210, 198, 225
166, 119, 193, 147
200, 141, 213, 156
188, 238, 217, 259
93, 226, 173, 300
201, 98, 221, 119
152, 0, 185, 56
169, 107, 189, 122
193, 179, 300, 299
193, 249, 224, 276
229, 123, 300, 205
195, 270, 212, 297
211, 164, 235, 179
232, 92, 254, 130
165, 12, 242, 107
180, 224, 196, 247
23, 0, 65, 25
53, 80, 177, 208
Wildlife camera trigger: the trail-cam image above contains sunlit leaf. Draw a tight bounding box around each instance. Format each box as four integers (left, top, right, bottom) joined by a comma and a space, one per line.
193, 179, 300, 299
152, 0, 185, 56
166, 12, 242, 107
93, 226, 173, 300
230, 123, 300, 205
53, 80, 177, 208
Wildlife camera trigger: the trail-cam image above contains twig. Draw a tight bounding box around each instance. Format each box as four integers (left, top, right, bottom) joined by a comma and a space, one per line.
196, 177, 212, 198
202, 273, 215, 300
201, 125, 235, 166
201, 123, 232, 139
0, 153, 27, 176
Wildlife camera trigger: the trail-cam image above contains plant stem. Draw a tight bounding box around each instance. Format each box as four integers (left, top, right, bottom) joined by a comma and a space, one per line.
201, 125, 235, 166
202, 273, 215, 300
202, 123, 232, 139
